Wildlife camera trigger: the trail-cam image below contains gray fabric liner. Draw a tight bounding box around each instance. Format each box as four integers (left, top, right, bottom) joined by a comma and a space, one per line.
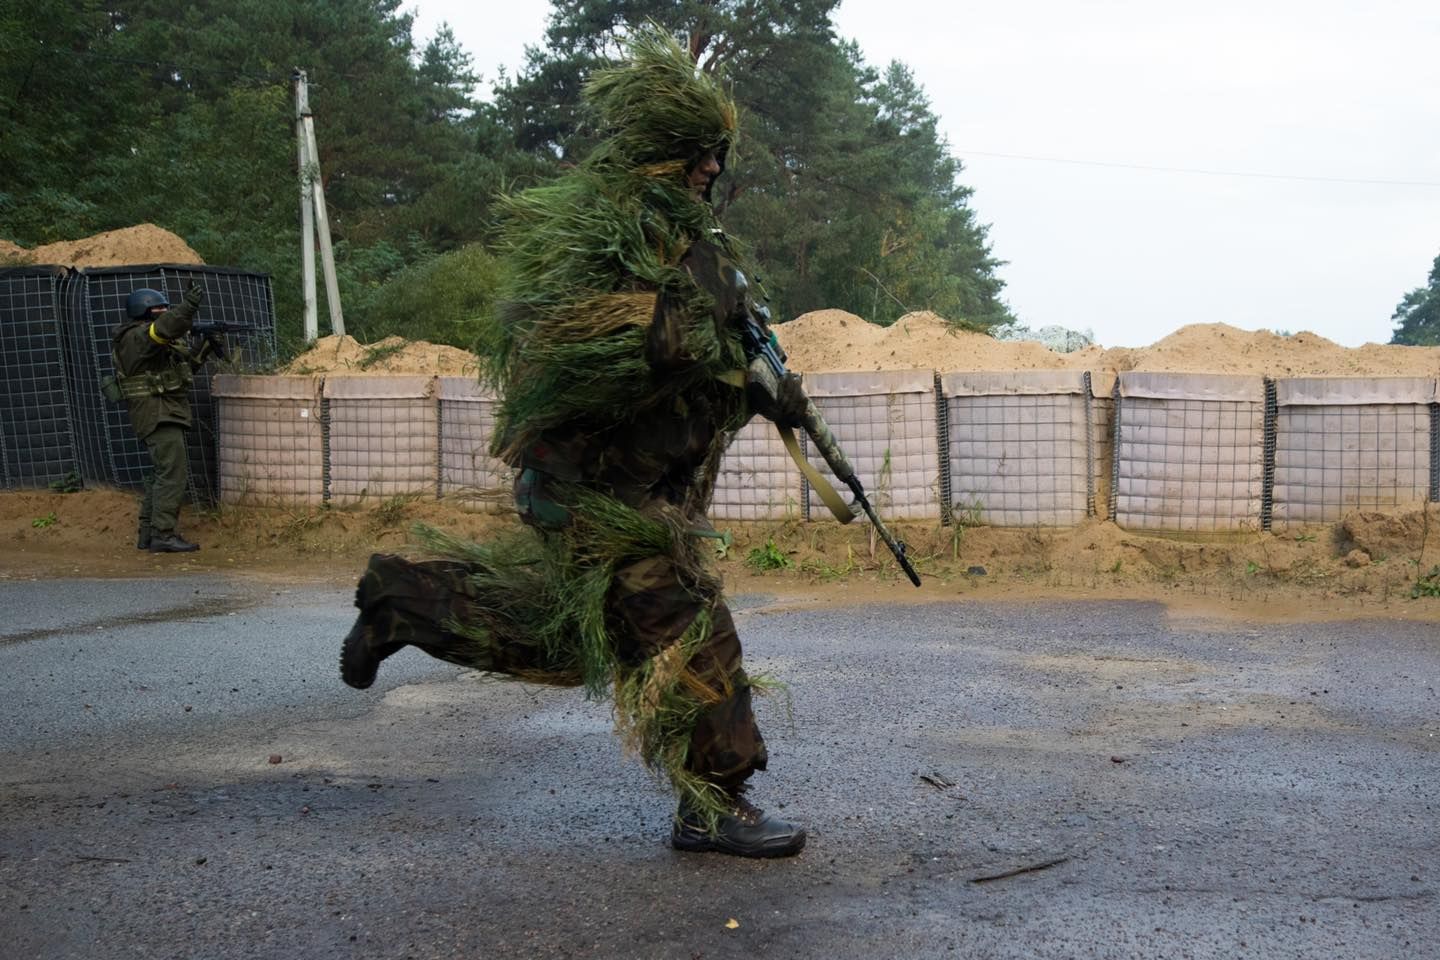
322, 375, 433, 400
211, 374, 321, 402
1274, 377, 1437, 407
805, 369, 934, 398
941, 369, 1086, 397
1118, 371, 1265, 403
436, 376, 496, 401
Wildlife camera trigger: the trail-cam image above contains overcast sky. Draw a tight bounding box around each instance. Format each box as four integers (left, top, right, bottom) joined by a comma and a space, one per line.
406, 1, 1440, 349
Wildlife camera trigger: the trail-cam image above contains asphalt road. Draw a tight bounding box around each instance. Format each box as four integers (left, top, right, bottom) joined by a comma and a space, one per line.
1, 576, 1436, 959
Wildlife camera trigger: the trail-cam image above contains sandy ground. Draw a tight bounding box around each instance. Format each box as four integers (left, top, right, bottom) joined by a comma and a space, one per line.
6, 489, 1438, 626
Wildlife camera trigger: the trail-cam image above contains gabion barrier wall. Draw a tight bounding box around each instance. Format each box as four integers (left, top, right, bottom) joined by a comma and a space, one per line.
711, 418, 796, 520
1113, 372, 1266, 532
324, 376, 437, 505
437, 376, 513, 511
185, 372, 1440, 529
63, 265, 277, 501
212, 375, 324, 506
942, 370, 1091, 527
0, 266, 75, 488
804, 370, 941, 521
1089, 372, 1116, 520
1271, 377, 1436, 529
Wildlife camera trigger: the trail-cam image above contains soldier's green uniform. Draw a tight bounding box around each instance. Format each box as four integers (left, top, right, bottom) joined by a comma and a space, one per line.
340, 30, 806, 858
112, 284, 204, 552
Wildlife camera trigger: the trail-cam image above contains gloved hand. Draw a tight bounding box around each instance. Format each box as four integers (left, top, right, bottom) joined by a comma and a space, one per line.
183, 281, 205, 307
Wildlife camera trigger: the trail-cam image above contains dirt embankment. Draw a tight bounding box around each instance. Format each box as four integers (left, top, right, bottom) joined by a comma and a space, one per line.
255, 311, 1440, 384
777, 311, 1440, 380
282, 335, 479, 376
0, 224, 205, 268
4, 489, 1438, 622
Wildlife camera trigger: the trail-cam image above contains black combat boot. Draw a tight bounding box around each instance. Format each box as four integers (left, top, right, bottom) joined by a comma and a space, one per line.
149, 532, 199, 553
339, 564, 407, 690
137, 526, 151, 550
671, 788, 807, 858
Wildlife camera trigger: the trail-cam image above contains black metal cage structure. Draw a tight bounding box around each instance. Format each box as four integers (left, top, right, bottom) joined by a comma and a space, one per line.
1, 263, 276, 501
0, 266, 76, 489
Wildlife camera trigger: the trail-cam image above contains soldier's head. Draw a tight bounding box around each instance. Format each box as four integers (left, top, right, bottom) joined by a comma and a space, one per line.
583, 28, 738, 204
125, 288, 169, 320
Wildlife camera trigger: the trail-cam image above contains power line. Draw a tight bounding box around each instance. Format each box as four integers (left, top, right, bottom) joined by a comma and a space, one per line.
956, 149, 1440, 188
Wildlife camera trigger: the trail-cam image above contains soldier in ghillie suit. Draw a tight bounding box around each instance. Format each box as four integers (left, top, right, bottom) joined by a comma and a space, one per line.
338, 30, 808, 858
111, 282, 206, 553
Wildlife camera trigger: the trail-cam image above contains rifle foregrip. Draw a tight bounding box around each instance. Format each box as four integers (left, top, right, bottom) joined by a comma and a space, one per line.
802, 402, 856, 483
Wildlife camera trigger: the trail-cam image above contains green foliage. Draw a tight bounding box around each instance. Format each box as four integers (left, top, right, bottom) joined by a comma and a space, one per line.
354, 244, 504, 347
48, 471, 82, 494
31, 512, 58, 529
1389, 254, 1440, 346
3, 0, 1012, 351
1411, 566, 1440, 598
494, 2, 1012, 330
744, 539, 791, 571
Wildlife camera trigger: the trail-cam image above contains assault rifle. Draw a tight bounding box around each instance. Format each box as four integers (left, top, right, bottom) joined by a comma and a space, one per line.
188, 318, 245, 363
733, 272, 922, 588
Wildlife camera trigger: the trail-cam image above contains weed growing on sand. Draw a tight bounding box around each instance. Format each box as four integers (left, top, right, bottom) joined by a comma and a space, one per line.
31, 512, 57, 529
745, 539, 790, 572
801, 545, 856, 581
357, 340, 407, 369
48, 471, 81, 494
373, 494, 418, 528
1411, 566, 1440, 599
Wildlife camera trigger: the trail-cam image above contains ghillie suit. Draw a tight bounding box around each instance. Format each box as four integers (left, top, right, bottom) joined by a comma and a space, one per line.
341, 30, 804, 856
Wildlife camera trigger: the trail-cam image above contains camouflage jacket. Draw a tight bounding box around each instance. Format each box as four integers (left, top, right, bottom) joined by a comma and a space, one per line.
516, 234, 765, 504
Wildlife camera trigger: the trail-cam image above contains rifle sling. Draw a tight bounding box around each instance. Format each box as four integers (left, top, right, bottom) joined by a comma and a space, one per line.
715, 368, 853, 523
777, 424, 855, 524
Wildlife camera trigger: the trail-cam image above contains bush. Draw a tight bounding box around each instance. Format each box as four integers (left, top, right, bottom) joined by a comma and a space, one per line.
355, 244, 504, 349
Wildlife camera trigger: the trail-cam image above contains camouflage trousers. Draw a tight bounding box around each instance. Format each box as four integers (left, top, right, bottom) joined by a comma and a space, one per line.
354, 509, 767, 794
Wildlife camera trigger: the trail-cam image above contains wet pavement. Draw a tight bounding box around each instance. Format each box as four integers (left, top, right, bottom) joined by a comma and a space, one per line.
1, 577, 1436, 959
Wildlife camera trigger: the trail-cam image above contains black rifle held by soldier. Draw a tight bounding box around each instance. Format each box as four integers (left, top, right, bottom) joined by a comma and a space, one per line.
187, 318, 245, 364
730, 269, 923, 588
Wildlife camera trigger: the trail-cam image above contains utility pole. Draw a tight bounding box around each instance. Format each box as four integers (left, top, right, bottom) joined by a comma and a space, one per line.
292, 69, 345, 341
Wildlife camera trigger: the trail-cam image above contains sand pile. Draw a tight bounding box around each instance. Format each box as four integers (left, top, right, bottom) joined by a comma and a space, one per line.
285, 334, 479, 376
776, 312, 1439, 379
0, 224, 204, 269
1092, 323, 1438, 378
776, 310, 1070, 373
0, 239, 30, 264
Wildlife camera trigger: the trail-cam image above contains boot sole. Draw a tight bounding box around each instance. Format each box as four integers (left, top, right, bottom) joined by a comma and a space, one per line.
670, 830, 806, 858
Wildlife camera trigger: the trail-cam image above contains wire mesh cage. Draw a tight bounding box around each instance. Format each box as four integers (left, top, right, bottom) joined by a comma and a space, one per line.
437, 376, 513, 511
1113, 373, 1266, 533
711, 418, 798, 521
942, 370, 1091, 527
1270, 378, 1436, 529
212, 375, 325, 506
0, 266, 76, 489
64, 265, 277, 502
323, 376, 437, 506
802, 370, 941, 521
